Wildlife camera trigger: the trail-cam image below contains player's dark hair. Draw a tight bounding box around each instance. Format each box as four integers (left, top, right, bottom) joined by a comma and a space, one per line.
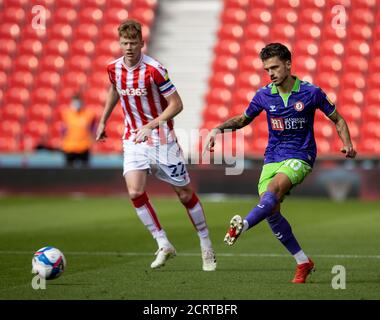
259, 43, 292, 62
118, 20, 143, 40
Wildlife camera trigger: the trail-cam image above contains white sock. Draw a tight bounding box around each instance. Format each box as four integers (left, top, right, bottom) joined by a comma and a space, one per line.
294, 250, 309, 265
155, 231, 172, 249
200, 236, 212, 250
242, 219, 249, 232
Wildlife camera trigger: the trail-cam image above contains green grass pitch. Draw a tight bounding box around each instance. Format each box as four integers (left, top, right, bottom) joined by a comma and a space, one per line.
0, 196, 379, 300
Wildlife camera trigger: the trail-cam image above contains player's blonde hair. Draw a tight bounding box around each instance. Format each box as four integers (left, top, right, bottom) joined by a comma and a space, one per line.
118, 20, 142, 40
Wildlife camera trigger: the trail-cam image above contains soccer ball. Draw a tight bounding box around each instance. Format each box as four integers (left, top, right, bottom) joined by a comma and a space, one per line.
32, 246, 66, 280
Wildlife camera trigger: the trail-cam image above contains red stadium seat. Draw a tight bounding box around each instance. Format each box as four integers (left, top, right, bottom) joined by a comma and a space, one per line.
0, 71, 7, 89
0, 103, 26, 121
241, 39, 266, 56
0, 119, 22, 138
2, 6, 26, 24
103, 7, 129, 24
340, 72, 366, 90
9, 71, 34, 88
319, 39, 345, 57
369, 56, 380, 71
49, 23, 73, 40
361, 121, 380, 140
218, 24, 244, 40
61, 71, 87, 89
23, 120, 49, 138
34, 71, 61, 88
205, 88, 232, 105
348, 24, 372, 41
224, 0, 250, 9
245, 23, 270, 40
293, 56, 317, 73
345, 40, 371, 56
314, 72, 339, 91
4, 87, 30, 105
13, 54, 39, 72
44, 39, 70, 56
97, 39, 122, 56
0, 54, 12, 72
272, 8, 298, 24
106, 0, 132, 8
30, 87, 57, 105
239, 54, 263, 72
17, 39, 43, 56
81, 0, 106, 7
26, 103, 53, 121
0, 38, 17, 56
212, 55, 238, 72
209, 71, 236, 90
293, 40, 319, 57
298, 8, 324, 25
247, 8, 272, 24
78, 7, 104, 24
39, 55, 65, 72
98, 23, 120, 40
236, 72, 261, 90
338, 105, 362, 122
349, 8, 374, 24
70, 40, 96, 56
0, 136, 19, 153
318, 55, 343, 73
214, 39, 241, 56
362, 104, 380, 123
83, 88, 108, 105
67, 55, 92, 71
345, 55, 368, 73
221, 7, 247, 24
129, 7, 155, 27
74, 23, 99, 40
53, 7, 78, 24
298, 24, 321, 40
0, 23, 21, 40
133, 0, 158, 10
366, 72, 380, 89
365, 90, 380, 105
57, 0, 80, 7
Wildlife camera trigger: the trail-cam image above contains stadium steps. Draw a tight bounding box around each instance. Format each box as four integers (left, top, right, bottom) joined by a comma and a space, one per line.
148, 0, 222, 158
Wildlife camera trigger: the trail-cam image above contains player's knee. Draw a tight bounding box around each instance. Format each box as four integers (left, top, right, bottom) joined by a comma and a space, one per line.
128, 190, 145, 200
177, 189, 193, 204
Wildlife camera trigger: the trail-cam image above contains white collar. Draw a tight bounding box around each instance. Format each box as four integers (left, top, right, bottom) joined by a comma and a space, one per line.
122, 54, 144, 71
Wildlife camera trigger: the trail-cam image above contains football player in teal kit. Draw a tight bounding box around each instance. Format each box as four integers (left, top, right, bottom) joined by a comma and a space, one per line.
204, 43, 356, 283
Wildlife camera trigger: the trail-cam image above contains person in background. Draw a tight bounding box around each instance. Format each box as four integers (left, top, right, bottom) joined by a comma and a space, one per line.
61, 94, 97, 168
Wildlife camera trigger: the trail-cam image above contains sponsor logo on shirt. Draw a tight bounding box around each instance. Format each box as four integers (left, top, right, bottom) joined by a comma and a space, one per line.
269, 105, 277, 112
117, 87, 148, 96
271, 117, 306, 130
270, 118, 284, 131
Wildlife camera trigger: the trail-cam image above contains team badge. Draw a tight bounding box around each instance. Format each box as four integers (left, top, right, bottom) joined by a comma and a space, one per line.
294, 101, 304, 112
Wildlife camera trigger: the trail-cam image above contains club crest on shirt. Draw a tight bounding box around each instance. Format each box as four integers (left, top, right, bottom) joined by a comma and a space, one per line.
294, 101, 304, 112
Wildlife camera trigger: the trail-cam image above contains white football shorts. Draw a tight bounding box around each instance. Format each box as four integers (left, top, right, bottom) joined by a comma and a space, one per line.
122, 139, 190, 187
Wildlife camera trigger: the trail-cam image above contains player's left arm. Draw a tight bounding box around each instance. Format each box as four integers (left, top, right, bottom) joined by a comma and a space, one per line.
328, 110, 357, 158
133, 91, 183, 143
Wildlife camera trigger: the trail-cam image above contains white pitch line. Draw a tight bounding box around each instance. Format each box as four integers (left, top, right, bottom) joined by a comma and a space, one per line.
1, 251, 380, 259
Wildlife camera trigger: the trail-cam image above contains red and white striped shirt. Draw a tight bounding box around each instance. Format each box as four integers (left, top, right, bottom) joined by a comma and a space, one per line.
107, 54, 177, 145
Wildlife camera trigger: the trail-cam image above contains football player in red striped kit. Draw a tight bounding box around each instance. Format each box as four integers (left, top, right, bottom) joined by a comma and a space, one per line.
96, 20, 216, 271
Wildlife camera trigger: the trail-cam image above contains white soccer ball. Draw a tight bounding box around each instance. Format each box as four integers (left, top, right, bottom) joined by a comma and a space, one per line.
32, 246, 67, 280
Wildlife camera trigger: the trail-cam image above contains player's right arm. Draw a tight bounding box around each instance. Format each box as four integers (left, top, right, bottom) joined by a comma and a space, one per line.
96, 85, 119, 141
